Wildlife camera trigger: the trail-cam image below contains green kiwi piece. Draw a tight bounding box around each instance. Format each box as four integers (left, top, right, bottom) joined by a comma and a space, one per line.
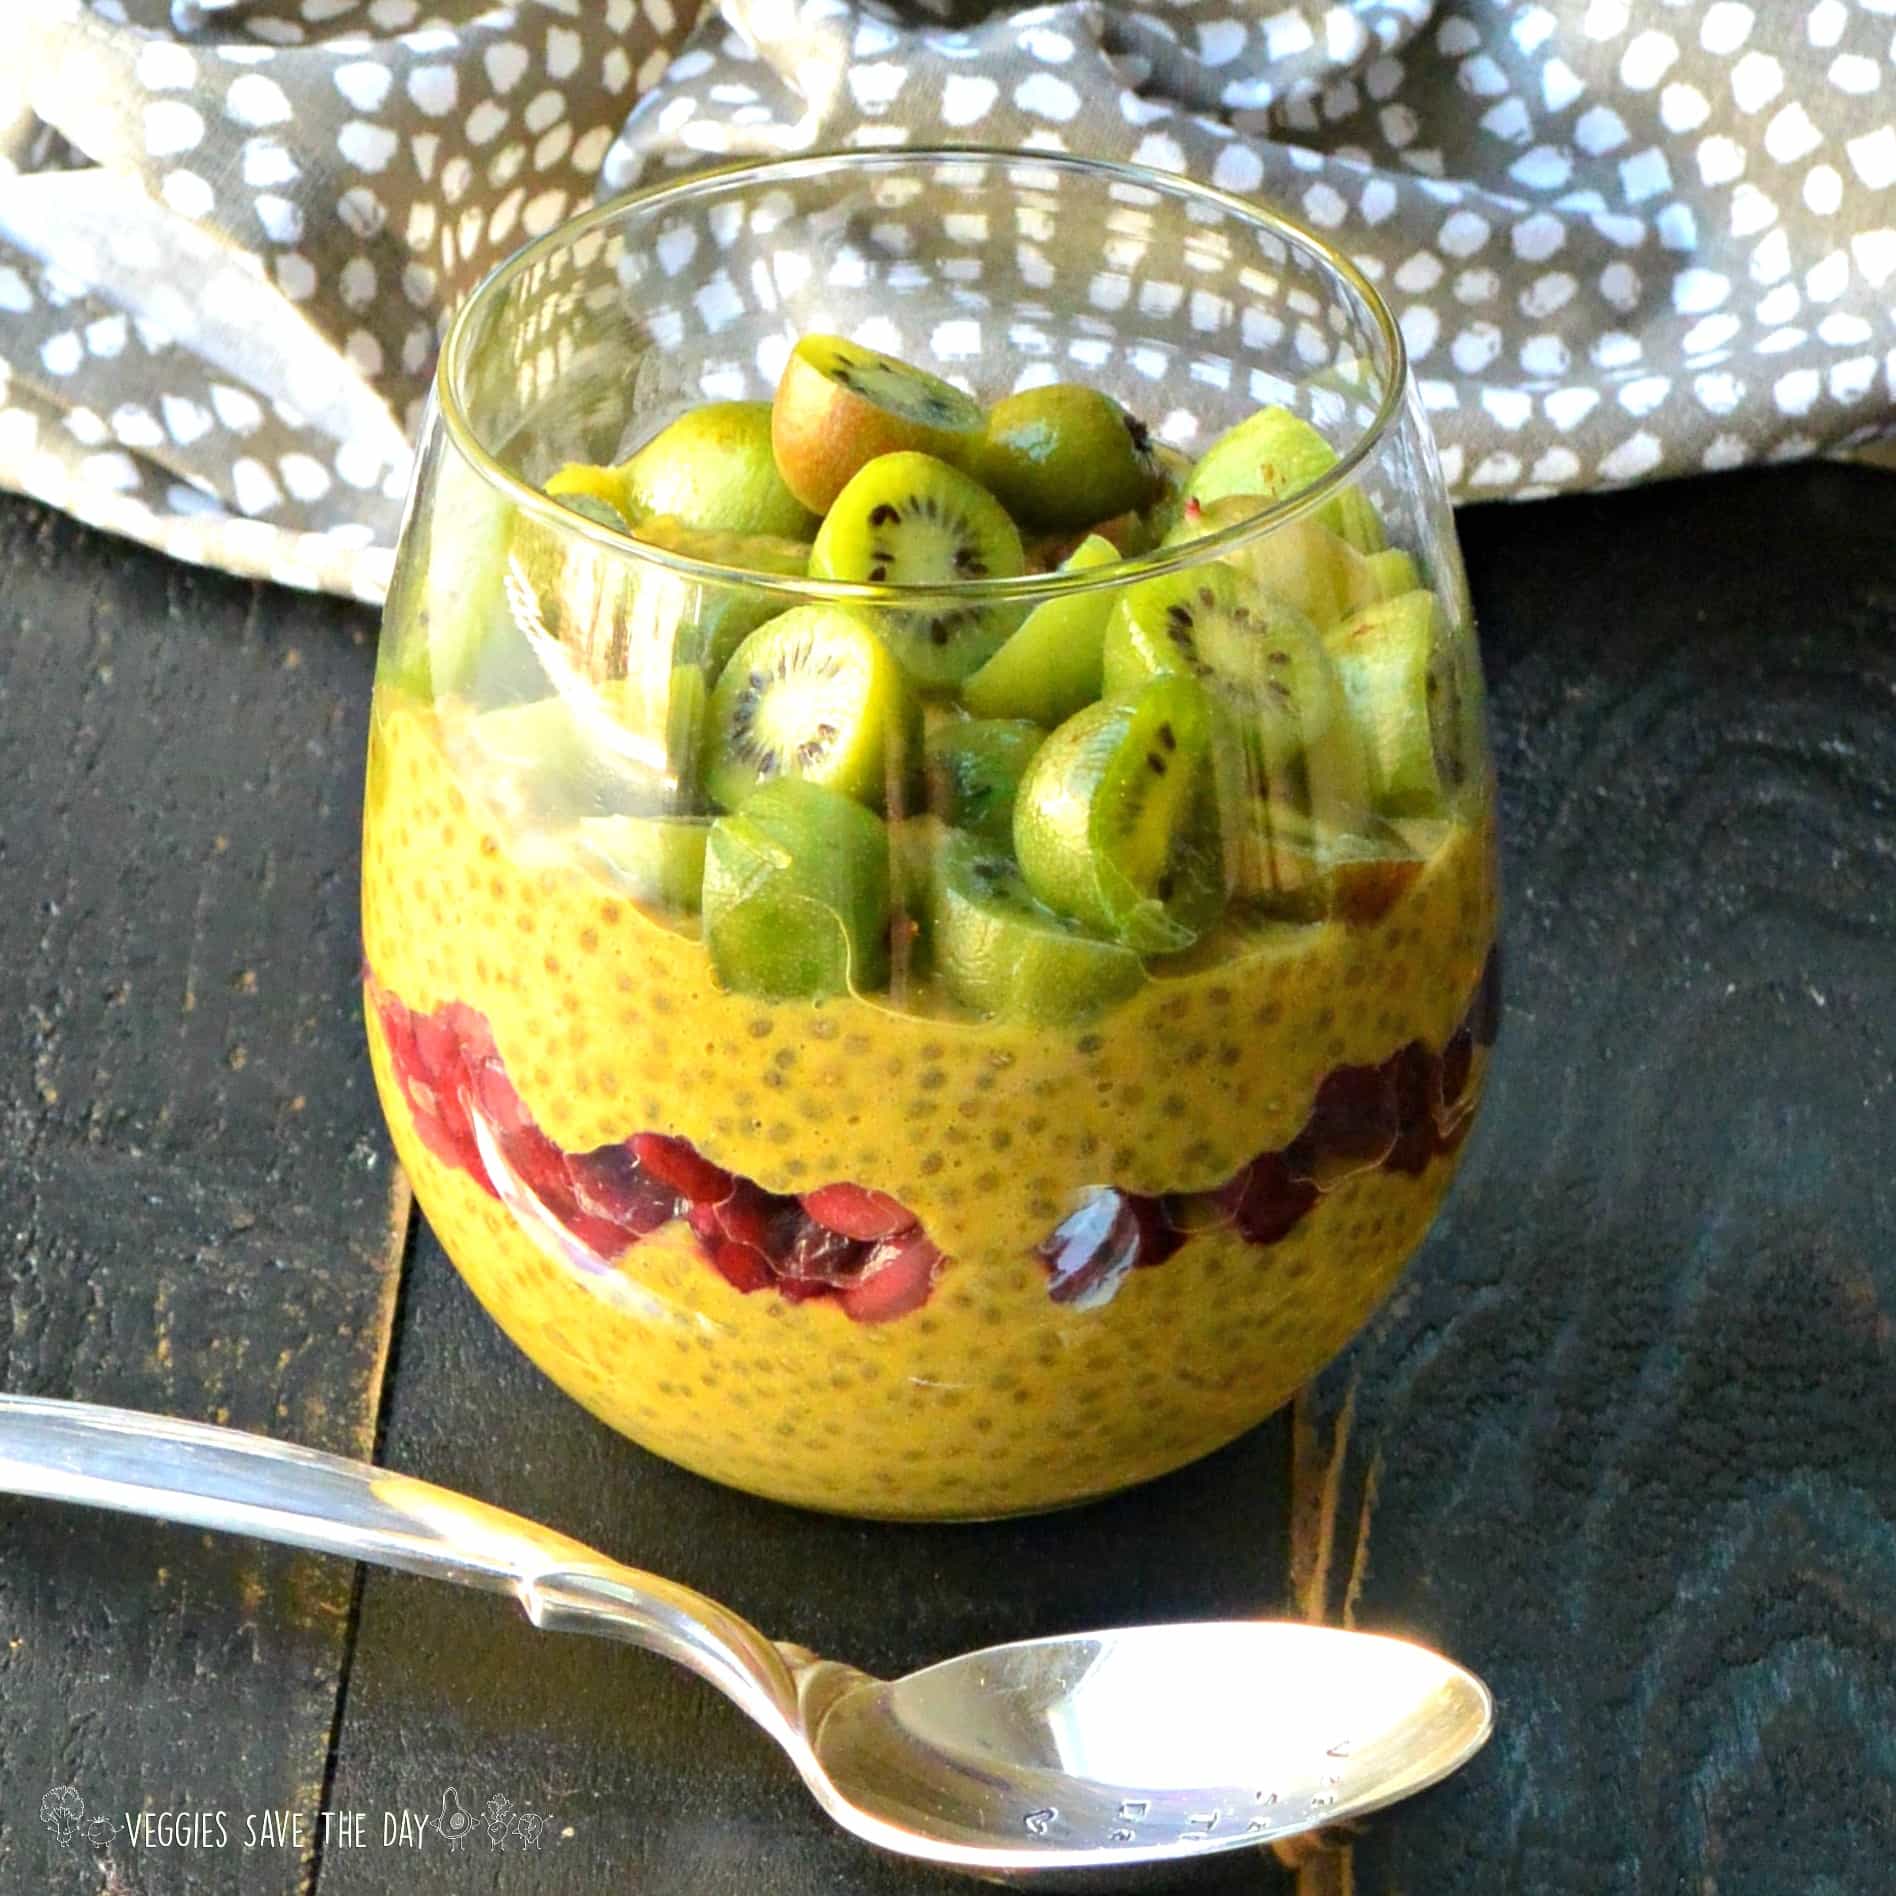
929, 830, 1145, 1025
1327, 590, 1450, 816
772, 335, 986, 514
1141, 441, 1194, 546
1013, 675, 1223, 954
576, 814, 710, 915
1351, 547, 1422, 610
961, 533, 1118, 725
628, 515, 810, 679
1185, 405, 1385, 551
555, 491, 635, 533
703, 779, 891, 999
807, 452, 1026, 691
976, 384, 1164, 530
1165, 496, 1370, 628
704, 606, 918, 813
1101, 562, 1338, 759
923, 718, 1044, 840
551, 402, 818, 541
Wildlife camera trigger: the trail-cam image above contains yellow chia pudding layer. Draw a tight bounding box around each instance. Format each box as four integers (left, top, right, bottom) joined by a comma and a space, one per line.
362, 690, 1499, 1518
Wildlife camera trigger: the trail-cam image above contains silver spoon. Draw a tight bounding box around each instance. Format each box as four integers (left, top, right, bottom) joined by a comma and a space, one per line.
0, 1394, 1490, 1881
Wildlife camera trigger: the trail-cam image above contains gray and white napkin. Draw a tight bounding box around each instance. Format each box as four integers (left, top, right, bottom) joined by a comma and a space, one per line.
2, 0, 1891, 602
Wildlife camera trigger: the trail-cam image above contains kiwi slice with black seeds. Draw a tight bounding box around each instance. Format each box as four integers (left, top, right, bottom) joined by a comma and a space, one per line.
704, 606, 918, 813
1102, 563, 1341, 765
808, 452, 1026, 691
976, 384, 1165, 529
702, 779, 891, 999
772, 336, 986, 514
1165, 496, 1371, 629
1013, 675, 1223, 954
961, 533, 1118, 727
923, 718, 1044, 840
929, 831, 1145, 1025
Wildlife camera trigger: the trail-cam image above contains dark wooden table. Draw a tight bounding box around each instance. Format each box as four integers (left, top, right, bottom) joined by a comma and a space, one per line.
2, 465, 1892, 1895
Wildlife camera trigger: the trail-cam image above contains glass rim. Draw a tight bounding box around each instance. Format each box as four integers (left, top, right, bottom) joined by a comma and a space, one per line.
437, 144, 1409, 608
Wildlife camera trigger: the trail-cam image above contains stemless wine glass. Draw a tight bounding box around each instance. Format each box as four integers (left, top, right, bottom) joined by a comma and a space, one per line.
360, 149, 1500, 1520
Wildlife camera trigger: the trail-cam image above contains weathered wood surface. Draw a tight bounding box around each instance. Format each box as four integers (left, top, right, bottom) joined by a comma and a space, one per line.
0, 498, 405, 1894
1294, 463, 1896, 1895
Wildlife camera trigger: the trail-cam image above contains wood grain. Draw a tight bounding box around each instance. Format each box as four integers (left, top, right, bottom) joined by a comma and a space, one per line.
0, 498, 407, 1894
1299, 465, 1896, 1894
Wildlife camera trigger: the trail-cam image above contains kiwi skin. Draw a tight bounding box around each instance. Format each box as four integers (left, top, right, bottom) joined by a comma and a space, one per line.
551, 403, 818, 541
771, 337, 985, 514
977, 384, 1164, 530
702, 779, 892, 1000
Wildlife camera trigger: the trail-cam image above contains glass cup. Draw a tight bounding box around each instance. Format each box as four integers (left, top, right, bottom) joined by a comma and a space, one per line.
361, 150, 1500, 1520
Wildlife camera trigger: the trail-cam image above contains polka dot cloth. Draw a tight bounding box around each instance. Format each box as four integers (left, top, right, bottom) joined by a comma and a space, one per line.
1, 1, 1890, 602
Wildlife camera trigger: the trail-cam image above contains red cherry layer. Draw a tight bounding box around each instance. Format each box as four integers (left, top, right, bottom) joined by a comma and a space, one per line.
368, 945, 1498, 1323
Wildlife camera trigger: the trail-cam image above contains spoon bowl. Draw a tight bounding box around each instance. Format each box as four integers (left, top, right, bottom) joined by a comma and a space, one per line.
0, 1394, 1490, 1879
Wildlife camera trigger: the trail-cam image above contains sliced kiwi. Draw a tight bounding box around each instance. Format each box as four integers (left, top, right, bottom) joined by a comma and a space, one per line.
772, 336, 986, 514
626, 514, 809, 679
808, 452, 1026, 691
627, 401, 818, 538
1166, 496, 1371, 629
1185, 404, 1386, 551
1141, 441, 1194, 546
1327, 590, 1454, 816
976, 384, 1164, 530
1102, 562, 1337, 761
923, 718, 1044, 839
704, 606, 918, 813
929, 830, 1145, 1025
1013, 675, 1223, 954
961, 533, 1118, 725
1353, 547, 1422, 607
576, 813, 710, 915
703, 779, 891, 999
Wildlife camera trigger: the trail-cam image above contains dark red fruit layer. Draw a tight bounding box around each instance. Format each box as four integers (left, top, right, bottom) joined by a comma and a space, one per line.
368, 978, 938, 1324
369, 943, 1499, 1322
1033, 947, 1499, 1296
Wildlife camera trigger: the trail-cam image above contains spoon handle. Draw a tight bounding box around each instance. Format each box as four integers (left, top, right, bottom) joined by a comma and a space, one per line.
0, 1393, 803, 1737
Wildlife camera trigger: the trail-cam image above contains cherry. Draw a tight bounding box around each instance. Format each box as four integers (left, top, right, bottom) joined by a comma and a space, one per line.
568, 1142, 681, 1237
1383, 1041, 1439, 1176
1297, 1061, 1399, 1185
564, 1214, 637, 1264
841, 1232, 942, 1323
1038, 1191, 1145, 1308
1220, 1154, 1318, 1247
800, 1183, 918, 1242
632, 1133, 733, 1206
709, 1240, 773, 1295
687, 1202, 723, 1244
713, 1179, 802, 1260
1126, 1194, 1184, 1268
777, 1217, 870, 1287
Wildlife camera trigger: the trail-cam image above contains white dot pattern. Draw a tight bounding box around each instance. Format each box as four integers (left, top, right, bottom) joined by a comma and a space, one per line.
0, 0, 1892, 597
